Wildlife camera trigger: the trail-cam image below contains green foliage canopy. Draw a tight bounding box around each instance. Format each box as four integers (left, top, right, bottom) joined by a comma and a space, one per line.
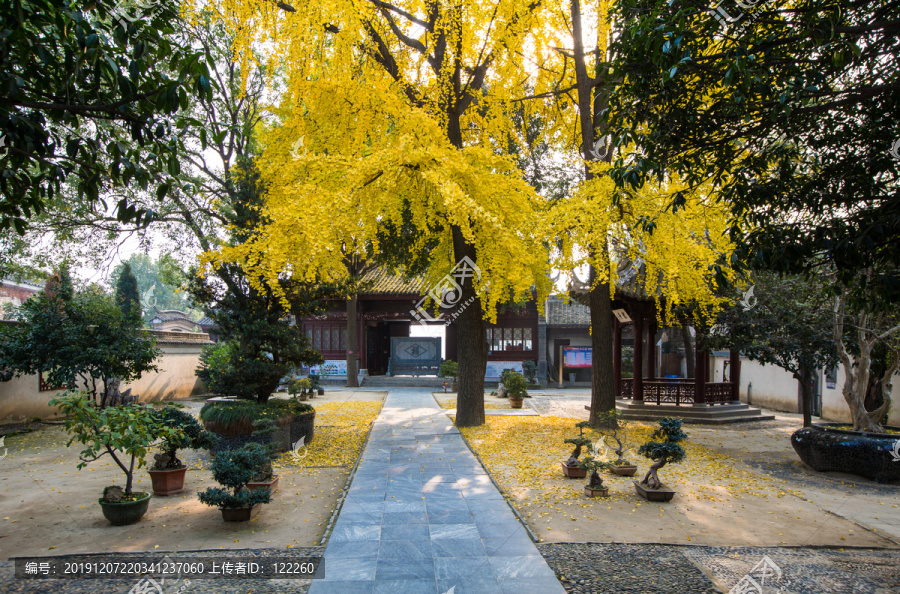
0, 267, 159, 406
0, 0, 213, 231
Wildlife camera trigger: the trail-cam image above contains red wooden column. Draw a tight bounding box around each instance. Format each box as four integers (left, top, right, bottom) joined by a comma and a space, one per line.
613, 317, 622, 398
693, 329, 707, 406
647, 318, 658, 381
633, 313, 644, 402
729, 349, 742, 402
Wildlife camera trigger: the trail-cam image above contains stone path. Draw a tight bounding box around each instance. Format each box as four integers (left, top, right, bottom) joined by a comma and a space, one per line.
308, 388, 566, 594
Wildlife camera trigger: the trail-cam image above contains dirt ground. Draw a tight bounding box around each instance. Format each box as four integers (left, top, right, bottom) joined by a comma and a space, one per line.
0, 389, 385, 560
457, 394, 900, 550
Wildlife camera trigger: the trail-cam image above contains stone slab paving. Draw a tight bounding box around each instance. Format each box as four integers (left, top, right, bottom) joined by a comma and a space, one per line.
309, 388, 566, 594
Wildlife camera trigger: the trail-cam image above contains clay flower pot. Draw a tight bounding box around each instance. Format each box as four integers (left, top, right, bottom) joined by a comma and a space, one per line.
584, 485, 609, 498
633, 480, 676, 502
246, 475, 279, 495
561, 462, 587, 479
221, 505, 260, 522
509, 398, 524, 409
99, 492, 151, 525
148, 466, 188, 496
609, 464, 638, 477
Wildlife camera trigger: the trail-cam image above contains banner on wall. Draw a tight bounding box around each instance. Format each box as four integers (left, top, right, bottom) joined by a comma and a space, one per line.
562, 347, 592, 368
485, 361, 523, 379
309, 360, 348, 377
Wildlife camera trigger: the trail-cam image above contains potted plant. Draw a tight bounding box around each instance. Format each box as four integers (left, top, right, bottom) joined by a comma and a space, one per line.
198, 442, 273, 521
635, 418, 687, 502
579, 456, 610, 497
593, 410, 637, 476
199, 398, 313, 453
289, 378, 310, 401
502, 370, 529, 408
49, 391, 182, 525
309, 373, 324, 396
244, 420, 280, 494
439, 360, 459, 392
562, 421, 593, 478
147, 406, 217, 496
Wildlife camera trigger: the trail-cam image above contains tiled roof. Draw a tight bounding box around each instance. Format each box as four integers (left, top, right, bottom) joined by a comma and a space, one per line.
359, 268, 427, 296
1, 278, 44, 290
615, 257, 663, 302
197, 316, 216, 327
544, 295, 591, 326
152, 309, 193, 322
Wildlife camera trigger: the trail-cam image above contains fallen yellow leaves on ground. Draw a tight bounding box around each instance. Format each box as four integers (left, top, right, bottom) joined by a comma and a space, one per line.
459, 415, 802, 513
276, 401, 382, 470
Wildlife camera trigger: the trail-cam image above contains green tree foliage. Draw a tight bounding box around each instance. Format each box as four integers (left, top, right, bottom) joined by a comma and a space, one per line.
50, 392, 182, 496
0, 266, 159, 406
603, 0, 900, 297
114, 262, 142, 322
189, 158, 336, 403
0, 0, 212, 232
706, 272, 837, 427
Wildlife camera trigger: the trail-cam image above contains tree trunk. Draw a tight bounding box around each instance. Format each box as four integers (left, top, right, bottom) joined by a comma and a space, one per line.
588, 267, 616, 427
569, 0, 616, 427
681, 324, 695, 378
641, 458, 666, 490
452, 225, 487, 428
346, 293, 359, 388
445, 55, 487, 427
794, 367, 813, 427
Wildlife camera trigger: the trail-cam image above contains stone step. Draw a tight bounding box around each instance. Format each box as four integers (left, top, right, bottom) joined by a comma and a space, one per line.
361, 376, 446, 388
607, 400, 776, 424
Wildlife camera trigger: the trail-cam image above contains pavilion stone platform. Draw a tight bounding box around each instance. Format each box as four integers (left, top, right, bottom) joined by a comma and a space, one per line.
612, 399, 775, 424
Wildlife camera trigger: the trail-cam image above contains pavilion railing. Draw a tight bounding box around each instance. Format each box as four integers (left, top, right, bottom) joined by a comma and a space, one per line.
619, 378, 735, 405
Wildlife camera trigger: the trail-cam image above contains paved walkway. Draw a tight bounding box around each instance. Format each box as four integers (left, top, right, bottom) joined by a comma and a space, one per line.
309, 389, 566, 594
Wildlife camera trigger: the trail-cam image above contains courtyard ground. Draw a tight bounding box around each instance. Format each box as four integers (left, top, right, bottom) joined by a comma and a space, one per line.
0, 390, 385, 560
0, 387, 897, 592
454, 389, 899, 549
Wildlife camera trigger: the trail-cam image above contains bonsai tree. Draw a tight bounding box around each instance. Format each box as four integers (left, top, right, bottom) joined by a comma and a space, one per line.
578, 456, 609, 491
501, 370, 529, 400
564, 421, 594, 466
593, 410, 633, 466
308, 373, 320, 392
439, 360, 459, 382
149, 406, 217, 470
0, 266, 160, 407
288, 378, 311, 398
198, 442, 273, 510
638, 418, 687, 490
49, 391, 182, 500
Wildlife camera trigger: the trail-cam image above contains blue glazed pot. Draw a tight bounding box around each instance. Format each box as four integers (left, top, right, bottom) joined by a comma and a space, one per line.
791, 423, 900, 483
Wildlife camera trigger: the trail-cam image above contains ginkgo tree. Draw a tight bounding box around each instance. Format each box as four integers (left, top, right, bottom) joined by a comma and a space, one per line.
538, 0, 737, 423
193, 0, 577, 426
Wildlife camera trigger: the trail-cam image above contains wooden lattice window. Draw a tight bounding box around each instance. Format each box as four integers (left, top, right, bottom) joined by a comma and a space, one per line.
486, 327, 533, 352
